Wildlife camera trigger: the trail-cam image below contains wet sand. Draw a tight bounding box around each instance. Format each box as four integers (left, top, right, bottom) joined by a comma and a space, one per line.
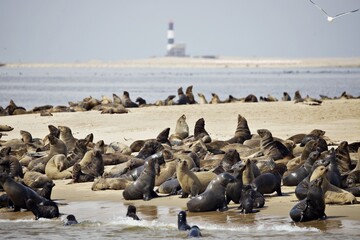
1, 99, 360, 222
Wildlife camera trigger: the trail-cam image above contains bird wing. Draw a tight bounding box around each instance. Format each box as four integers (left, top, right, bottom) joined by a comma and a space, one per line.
333, 8, 360, 18
309, 0, 330, 17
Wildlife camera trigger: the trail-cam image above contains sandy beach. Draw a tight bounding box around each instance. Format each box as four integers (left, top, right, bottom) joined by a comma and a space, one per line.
1, 98, 360, 223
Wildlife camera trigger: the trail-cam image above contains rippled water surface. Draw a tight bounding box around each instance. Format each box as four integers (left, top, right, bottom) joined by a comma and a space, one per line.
0, 67, 359, 109
1, 201, 359, 239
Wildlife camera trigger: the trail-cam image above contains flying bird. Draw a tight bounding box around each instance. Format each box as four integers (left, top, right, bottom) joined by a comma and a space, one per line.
309, 0, 359, 22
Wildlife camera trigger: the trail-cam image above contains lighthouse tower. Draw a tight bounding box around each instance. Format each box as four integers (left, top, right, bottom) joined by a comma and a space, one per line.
166, 21, 186, 57
167, 21, 175, 54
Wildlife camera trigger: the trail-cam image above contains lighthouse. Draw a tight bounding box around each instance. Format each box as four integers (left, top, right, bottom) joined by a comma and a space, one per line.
166, 21, 186, 57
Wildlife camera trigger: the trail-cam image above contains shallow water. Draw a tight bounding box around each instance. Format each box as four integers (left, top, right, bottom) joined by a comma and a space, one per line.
1, 201, 359, 239
0, 67, 359, 109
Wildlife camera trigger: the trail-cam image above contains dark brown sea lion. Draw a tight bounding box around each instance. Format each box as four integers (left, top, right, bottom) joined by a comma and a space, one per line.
126, 205, 140, 220
135, 140, 164, 159
176, 87, 188, 105
244, 94, 258, 102
226, 163, 246, 204
185, 85, 196, 104
226, 114, 252, 144
239, 184, 257, 214
285, 139, 319, 173
177, 210, 191, 231
282, 92, 291, 101
64, 214, 78, 226
186, 172, 236, 212
257, 129, 293, 161
0, 173, 50, 212
290, 177, 326, 222
300, 129, 326, 147
0, 147, 23, 178
251, 168, 283, 196
193, 118, 211, 143
212, 149, 241, 174
71, 163, 95, 183
335, 141, 352, 174
36, 181, 55, 200
26, 198, 59, 220
122, 157, 159, 201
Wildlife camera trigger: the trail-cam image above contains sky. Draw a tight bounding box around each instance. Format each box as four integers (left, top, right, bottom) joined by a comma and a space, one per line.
0, 0, 359, 63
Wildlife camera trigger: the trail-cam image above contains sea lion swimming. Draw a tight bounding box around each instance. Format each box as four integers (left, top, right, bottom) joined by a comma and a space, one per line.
126, 205, 140, 220
177, 210, 191, 231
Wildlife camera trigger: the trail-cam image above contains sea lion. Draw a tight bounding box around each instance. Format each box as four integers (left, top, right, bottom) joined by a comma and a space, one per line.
290, 177, 326, 222
285, 139, 319, 173
64, 214, 79, 226
135, 140, 165, 159
91, 177, 132, 191
185, 85, 196, 104
226, 163, 246, 204
36, 181, 55, 200
0, 173, 50, 211
157, 177, 181, 195
169, 114, 189, 145
335, 141, 352, 174
244, 94, 258, 102
176, 159, 217, 198
212, 149, 241, 175
126, 205, 140, 220
122, 157, 159, 201
78, 149, 104, 177
45, 154, 72, 180
27, 135, 67, 173
282, 92, 291, 101
187, 225, 202, 238
176, 87, 188, 105
177, 210, 191, 231
155, 158, 177, 186
251, 170, 282, 196
210, 93, 223, 104
226, 114, 252, 144
71, 163, 95, 183
300, 129, 326, 147
239, 184, 256, 214
283, 150, 321, 186
192, 118, 211, 143
257, 129, 293, 161
122, 91, 138, 108
0, 124, 14, 131
26, 198, 59, 220
58, 125, 77, 152
23, 171, 53, 188
197, 93, 208, 104
310, 165, 358, 204
186, 172, 236, 212
0, 147, 23, 178
346, 170, 360, 188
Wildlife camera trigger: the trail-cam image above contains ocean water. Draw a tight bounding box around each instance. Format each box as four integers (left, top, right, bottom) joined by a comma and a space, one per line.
0, 66, 360, 109
1, 201, 359, 239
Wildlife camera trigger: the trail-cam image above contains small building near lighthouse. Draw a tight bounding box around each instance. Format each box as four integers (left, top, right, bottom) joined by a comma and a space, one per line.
166, 21, 186, 57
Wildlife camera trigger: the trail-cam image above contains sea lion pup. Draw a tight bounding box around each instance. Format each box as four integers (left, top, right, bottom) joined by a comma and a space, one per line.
64, 214, 78, 226
239, 184, 256, 214
27, 135, 67, 173
36, 181, 55, 200
226, 163, 246, 204
122, 157, 159, 201
176, 159, 217, 198
244, 94, 258, 102
177, 210, 191, 230
212, 149, 241, 175
226, 114, 252, 144
58, 125, 77, 153
257, 129, 293, 161
122, 91, 138, 108
176, 87, 188, 105
209, 93, 223, 104
45, 154, 72, 180
0, 147, 23, 178
282, 92, 291, 101
283, 150, 321, 186
310, 165, 358, 204
185, 85, 196, 104
169, 114, 189, 146
126, 205, 140, 220
0, 173, 51, 212
186, 172, 236, 212
0, 124, 14, 131
91, 177, 132, 191
26, 198, 59, 220
197, 93, 208, 104
290, 177, 326, 222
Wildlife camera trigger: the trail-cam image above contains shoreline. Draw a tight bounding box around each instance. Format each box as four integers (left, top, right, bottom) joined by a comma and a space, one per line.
2, 56, 360, 69
1, 99, 360, 223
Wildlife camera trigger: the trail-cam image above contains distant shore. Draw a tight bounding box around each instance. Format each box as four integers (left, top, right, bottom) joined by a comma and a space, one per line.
3, 56, 360, 69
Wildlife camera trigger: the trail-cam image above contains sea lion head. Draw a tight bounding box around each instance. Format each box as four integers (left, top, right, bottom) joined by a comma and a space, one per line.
257, 129, 271, 139
217, 172, 236, 187
20, 130, 32, 143
310, 165, 328, 182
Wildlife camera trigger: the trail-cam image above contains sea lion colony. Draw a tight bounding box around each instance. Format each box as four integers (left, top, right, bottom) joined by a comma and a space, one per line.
0, 86, 358, 116
0, 111, 359, 223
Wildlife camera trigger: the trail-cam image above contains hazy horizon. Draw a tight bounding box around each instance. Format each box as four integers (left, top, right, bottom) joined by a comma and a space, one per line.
1, 0, 360, 63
